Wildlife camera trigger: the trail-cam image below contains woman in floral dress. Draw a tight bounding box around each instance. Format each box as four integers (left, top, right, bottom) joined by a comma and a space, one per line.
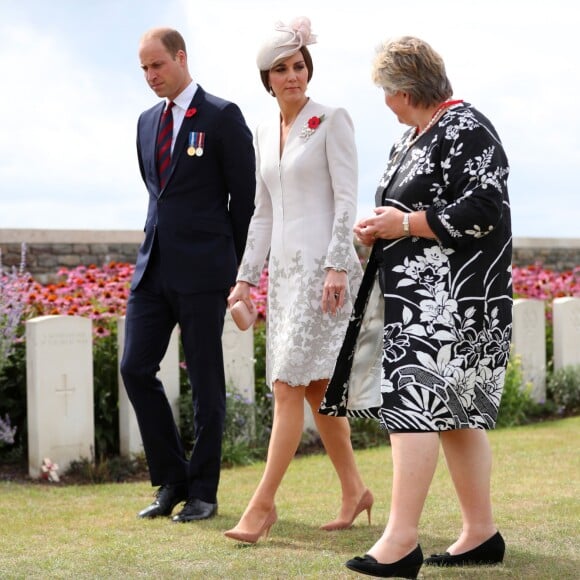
224, 17, 371, 543
320, 36, 512, 578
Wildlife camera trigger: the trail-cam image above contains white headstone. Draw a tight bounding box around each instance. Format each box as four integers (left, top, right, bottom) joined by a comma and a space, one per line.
222, 312, 255, 402
25, 315, 94, 478
117, 318, 180, 456
552, 297, 580, 370
512, 299, 546, 401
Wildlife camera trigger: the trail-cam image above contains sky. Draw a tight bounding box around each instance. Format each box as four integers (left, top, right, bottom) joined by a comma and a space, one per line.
0, 0, 578, 238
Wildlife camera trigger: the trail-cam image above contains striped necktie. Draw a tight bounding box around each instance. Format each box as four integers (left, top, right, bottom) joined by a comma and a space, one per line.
157, 101, 175, 188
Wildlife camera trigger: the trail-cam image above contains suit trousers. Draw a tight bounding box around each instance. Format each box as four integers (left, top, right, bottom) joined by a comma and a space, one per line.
120, 242, 227, 503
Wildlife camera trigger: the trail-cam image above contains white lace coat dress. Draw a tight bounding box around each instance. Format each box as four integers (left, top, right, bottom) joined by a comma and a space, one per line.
237, 99, 363, 388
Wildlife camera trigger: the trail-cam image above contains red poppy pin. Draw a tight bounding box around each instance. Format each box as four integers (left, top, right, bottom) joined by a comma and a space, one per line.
185, 107, 197, 118
300, 114, 325, 140
308, 116, 322, 129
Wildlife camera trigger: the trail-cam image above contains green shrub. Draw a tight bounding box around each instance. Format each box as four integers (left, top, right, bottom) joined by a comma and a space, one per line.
220, 389, 260, 467
349, 417, 389, 449
66, 453, 147, 483
92, 329, 120, 460
251, 321, 273, 451
545, 322, 554, 373
179, 383, 271, 468
547, 365, 580, 414
0, 342, 26, 459
496, 355, 539, 427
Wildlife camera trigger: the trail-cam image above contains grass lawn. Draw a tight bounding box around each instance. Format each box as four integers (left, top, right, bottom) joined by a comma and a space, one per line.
0, 416, 578, 579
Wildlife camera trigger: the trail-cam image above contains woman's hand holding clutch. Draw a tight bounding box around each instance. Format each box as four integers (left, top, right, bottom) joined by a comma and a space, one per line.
230, 298, 257, 331
228, 281, 257, 331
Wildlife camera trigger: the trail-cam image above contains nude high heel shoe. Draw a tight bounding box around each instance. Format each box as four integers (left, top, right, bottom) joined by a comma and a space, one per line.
224, 506, 277, 544
320, 489, 374, 531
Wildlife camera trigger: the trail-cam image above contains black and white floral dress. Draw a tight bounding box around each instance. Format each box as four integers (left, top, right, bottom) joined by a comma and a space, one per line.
320, 102, 513, 431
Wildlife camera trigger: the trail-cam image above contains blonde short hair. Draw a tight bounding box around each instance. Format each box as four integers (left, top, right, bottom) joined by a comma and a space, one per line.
371, 36, 453, 107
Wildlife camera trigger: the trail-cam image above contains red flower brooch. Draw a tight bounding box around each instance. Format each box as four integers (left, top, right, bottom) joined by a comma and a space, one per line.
300, 114, 325, 140
185, 107, 197, 118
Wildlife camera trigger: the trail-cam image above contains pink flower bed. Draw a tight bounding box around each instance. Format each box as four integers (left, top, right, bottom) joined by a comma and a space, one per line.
7, 261, 577, 332
10, 262, 580, 334
249, 267, 268, 321
23, 262, 133, 336
18, 262, 270, 331
512, 264, 579, 321
512, 264, 580, 300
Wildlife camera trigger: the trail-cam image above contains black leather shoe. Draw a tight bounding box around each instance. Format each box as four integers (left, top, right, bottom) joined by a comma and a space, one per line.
172, 498, 218, 522
137, 484, 187, 519
424, 531, 505, 566
345, 545, 423, 578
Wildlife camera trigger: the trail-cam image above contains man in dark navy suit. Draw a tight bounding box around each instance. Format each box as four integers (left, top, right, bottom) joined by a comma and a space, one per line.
120, 27, 255, 522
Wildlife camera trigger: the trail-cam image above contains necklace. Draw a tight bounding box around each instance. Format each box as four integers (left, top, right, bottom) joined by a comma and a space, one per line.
405, 99, 463, 148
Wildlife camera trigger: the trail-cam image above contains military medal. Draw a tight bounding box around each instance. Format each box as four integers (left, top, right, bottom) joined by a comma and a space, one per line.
195, 132, 205, 157
187, 132, 196, 156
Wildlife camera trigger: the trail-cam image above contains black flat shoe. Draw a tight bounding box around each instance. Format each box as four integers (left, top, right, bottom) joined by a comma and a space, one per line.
424, 531, 505, 567
137, 483, 187, 519
345, 545, 423, 578
172, 498, 218, 522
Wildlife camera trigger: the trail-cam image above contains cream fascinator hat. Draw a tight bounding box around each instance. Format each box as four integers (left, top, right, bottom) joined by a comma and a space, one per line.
256, 16, 317, 71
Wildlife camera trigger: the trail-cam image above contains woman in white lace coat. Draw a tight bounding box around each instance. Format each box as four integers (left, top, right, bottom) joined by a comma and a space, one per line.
224, 17, 372, 543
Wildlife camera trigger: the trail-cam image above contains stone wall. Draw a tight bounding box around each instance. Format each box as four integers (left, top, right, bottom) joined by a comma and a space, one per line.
1, 229, 579, 281
0, 230, 143, 282
509, 237, 580, 272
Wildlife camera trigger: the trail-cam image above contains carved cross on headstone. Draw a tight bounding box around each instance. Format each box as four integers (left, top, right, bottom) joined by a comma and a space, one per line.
55, 374, 75, 416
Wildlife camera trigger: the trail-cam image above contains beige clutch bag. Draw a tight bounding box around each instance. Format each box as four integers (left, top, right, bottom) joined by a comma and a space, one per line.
230, 299, 257, 331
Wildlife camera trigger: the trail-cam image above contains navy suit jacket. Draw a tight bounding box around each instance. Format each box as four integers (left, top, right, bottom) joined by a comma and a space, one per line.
132, 85, 256, 293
